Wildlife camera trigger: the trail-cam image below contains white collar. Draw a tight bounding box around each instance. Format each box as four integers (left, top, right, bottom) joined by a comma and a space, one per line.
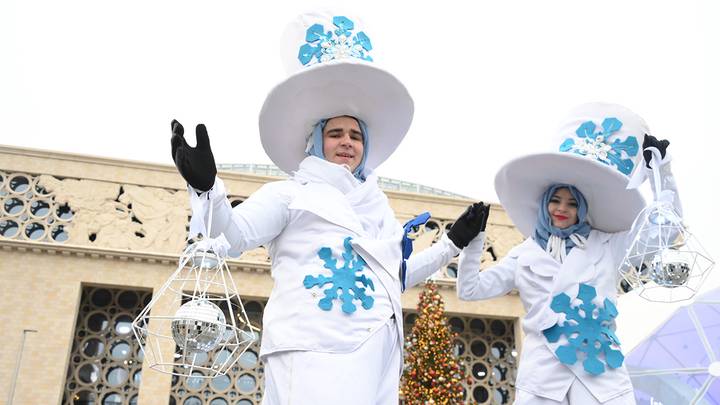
293, 156, 378, 195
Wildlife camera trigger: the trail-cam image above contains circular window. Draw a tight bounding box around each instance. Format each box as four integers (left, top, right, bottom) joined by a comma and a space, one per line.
236, 400, 253, 405
30, 200, 51, 218
51, 225, 69, 242
86, 312, 109, 332
243, 301, 263, 320
473, 386, 489, 403
0, 220, 19, 238
404, 313, 417, 327
24, 222, 46, 240
34, 182, 50, 196
102, 393, 122, 405
214, 349, 232, 367
110, 341, 131, 360
471, 340, 487, 357
492, 365, 507, 382
472, 362, 488, 380
4, 198, 25, 215
494, 387, 510, 404
186, 371, 205, 391
187, 351, 208, 366
448, 317, 464, 333
77, 363, 100, 384
424, 220, 439, 232
9, 175, 30, 193
106, 367, 128, 386
81, 338, 105, 358
183, 397, 202, 405
236, 374, 256, 393
91, 289, 112, 307
117, 291, 138, 309
239, 350, 258, 369
470, 318, 486, 334
490, 319, 507, 336
114, 315, 133, 335
211, 374, 232, 391
210, 398, 228, 405
56, 203, 74, 221
129, 395, 138, 405
446, 263, 458, 278
72, 391, 96, 405
491, 341, 507, 359
133, 370, 141, 386
452, 339, 465, 356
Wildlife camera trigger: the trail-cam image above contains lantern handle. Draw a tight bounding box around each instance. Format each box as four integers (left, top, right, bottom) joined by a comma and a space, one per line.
650, 150, 664, 202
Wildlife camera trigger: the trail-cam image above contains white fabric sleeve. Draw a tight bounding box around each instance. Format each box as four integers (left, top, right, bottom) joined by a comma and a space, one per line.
456, 233, 517, 301
190, 177, 292, 257
404, 233, 462, 289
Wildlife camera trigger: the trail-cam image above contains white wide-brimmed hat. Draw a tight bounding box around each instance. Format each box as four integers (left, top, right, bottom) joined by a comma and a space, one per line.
495, 102, 649, 237
259, 12, 414, 174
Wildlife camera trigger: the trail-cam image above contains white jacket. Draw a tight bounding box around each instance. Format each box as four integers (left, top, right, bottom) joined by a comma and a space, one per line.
195, 156, 459, 362
457, 161, 682, 403
458, 230, 634, 402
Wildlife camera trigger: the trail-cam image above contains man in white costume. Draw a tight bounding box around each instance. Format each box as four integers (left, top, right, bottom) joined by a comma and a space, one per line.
456, 103, 682, 404
169, 12, 488, 404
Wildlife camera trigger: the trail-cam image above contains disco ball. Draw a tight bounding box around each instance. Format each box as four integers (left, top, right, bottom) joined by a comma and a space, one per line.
171, 299, 226, 353
190, 251, 219, 269
649, 254, 691, 288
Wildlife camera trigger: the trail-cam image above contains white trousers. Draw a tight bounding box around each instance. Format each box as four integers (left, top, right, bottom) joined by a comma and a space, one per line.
261, 317, 400, 405
514, 380, 636, 405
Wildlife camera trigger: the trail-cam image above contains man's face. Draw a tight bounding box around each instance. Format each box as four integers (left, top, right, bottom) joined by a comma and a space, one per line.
322, 116, 364, 172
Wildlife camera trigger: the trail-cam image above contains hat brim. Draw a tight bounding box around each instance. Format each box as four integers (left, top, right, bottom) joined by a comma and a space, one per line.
259, 59, 414, 174
494, 153, 646, 237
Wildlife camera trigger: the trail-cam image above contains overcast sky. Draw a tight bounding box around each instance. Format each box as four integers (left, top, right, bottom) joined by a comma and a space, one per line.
1, 0, 718, 349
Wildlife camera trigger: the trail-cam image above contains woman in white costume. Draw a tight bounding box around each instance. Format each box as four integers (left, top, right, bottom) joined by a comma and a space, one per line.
170, 12, 487, 405
457, 103, 681, 405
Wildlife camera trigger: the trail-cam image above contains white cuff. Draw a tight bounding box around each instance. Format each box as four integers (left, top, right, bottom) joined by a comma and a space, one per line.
188, 177, 226, 237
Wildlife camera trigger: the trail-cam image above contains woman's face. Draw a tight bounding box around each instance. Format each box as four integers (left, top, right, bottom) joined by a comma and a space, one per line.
322, 116, 364, 172
547, 187, 579, 229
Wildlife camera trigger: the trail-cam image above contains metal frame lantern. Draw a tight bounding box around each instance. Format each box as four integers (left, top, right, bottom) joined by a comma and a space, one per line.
132, 204, 258, 377
619, 152, 714, 302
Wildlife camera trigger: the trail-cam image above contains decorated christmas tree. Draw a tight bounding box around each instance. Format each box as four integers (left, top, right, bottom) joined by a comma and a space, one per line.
401, 281, 468, 404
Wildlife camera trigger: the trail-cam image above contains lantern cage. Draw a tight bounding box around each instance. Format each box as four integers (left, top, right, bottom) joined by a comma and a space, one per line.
132, 245, 258, 378
618, 153, 714, 302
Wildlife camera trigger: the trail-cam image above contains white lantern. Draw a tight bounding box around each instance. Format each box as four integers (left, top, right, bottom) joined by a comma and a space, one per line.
132, 201, 258, 377
619, 155, 714, 302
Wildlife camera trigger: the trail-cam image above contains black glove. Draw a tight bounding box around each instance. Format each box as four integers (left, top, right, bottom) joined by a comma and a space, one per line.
447, 202, 490, 249
170, 119, 217, 191
642, 134, 670, 169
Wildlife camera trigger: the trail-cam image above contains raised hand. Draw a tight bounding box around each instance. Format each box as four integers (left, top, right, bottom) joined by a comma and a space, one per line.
447, 202, 491, 249
170, 119, 217, 191
642, 134, 670, 169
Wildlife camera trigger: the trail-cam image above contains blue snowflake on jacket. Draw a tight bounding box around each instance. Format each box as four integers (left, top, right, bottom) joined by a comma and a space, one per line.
543, 283, 625, 376
559, 117, 639, 175
298, 16, 373, 66
304, 236, 375, 314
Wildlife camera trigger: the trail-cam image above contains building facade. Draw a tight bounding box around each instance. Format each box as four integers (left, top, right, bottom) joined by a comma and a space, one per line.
0, 145, 525, 405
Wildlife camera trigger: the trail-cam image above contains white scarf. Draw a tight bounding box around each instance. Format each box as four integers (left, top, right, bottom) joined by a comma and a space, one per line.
546, 233, 588, 263
292, 156, 399, 239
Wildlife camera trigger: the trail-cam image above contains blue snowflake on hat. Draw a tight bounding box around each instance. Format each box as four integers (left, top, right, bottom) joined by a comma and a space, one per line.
298, 16, 373, 66
559, 118, 639, 175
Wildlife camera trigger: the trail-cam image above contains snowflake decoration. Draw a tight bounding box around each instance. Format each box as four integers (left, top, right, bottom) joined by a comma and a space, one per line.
542, 283, 625, 376
559, 117, 639, 175
303, 236, 375, 314
298, 16, 373, 66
